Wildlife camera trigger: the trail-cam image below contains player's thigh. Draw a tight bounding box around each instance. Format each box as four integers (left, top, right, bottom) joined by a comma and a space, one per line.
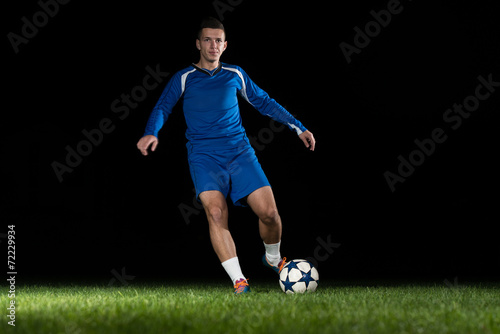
246, 186, 279, 221
199, 190, 228, 222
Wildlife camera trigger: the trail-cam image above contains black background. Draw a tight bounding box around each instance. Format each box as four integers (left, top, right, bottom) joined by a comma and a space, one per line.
3, 0, 499, 284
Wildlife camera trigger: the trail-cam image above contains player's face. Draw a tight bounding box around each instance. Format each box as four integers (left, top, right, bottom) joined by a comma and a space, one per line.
196, 28, 227, 63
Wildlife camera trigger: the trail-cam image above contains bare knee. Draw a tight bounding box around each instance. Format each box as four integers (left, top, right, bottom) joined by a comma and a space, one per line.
207, 206, 224, 222
199, 191, 228, 227
204, 205, 228, 230
260, 208, 280, 226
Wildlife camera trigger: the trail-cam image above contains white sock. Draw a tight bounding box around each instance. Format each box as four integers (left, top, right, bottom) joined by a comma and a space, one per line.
264, 241, 281, 266
221, 257, 246, 285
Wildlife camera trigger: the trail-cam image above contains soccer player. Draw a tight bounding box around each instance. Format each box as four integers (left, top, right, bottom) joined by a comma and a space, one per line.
137, 17, 315, 294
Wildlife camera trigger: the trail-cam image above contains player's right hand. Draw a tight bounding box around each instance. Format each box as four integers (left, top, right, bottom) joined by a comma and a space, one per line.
137, 135, 158, 156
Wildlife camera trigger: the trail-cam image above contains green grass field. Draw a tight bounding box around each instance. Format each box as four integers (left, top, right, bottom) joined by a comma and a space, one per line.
2, 279, 499, 334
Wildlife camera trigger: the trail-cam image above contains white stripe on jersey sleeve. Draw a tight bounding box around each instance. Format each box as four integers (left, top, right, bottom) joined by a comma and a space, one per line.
181, 68, 197, 95
222, 66, 252, 106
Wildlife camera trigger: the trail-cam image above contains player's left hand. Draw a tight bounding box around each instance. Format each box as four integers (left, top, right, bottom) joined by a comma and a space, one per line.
299, 130, 316, 151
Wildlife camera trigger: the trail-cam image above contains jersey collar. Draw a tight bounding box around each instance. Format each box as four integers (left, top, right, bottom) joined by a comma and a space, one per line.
191, 62, 222, 76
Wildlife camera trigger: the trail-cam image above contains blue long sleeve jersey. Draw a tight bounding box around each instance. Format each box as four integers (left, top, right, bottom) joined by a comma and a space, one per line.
144, 63, 306, 150
144, 62, 307, 151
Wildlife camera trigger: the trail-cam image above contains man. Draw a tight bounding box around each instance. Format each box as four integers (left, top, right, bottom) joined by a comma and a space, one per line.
137, 17, 315, 294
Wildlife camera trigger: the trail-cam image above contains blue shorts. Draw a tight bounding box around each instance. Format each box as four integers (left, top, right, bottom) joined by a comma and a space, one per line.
187, 144, 270, 207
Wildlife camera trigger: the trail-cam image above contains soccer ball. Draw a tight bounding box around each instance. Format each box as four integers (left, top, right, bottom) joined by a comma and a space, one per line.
279, 259, 319, 294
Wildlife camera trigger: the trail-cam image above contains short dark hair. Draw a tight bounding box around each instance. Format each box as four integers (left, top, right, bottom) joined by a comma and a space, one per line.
197, 17, 225, 40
